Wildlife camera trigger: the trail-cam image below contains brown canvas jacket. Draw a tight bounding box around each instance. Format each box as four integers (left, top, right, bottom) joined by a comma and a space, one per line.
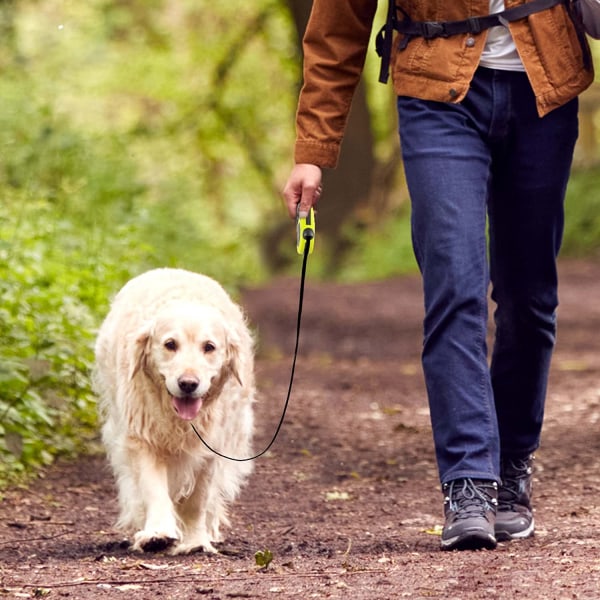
295, 0, 594, 168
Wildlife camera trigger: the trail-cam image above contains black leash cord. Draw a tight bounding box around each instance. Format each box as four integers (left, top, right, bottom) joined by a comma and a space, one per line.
190, 239, 311, 461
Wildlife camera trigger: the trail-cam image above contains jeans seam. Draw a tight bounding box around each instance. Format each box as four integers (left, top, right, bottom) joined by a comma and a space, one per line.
477, 254, 497, 478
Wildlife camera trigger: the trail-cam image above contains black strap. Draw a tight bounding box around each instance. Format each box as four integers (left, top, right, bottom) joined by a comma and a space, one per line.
396, 0, 565, 39
376, 0, 398, 83
377, 0, 570, 83
190, 237, 311, 462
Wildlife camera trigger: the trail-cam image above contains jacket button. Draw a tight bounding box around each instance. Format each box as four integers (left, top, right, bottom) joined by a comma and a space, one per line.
466, 37, 475, 47
449, 88, 458, 99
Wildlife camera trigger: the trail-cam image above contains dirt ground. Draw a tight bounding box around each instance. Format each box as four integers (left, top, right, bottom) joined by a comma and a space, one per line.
1, 259, 599, 599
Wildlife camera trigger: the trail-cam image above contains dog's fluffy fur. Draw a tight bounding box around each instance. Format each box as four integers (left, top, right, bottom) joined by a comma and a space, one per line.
94, 268, 255, 554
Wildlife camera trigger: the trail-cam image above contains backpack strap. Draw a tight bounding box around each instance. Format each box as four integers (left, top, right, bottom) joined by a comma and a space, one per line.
375, 0, 398, 84
377, 0, 574, 84
565, 0, 593, 70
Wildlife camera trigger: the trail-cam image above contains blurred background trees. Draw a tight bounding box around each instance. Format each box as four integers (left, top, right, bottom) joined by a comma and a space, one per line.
1, 0, 599, 482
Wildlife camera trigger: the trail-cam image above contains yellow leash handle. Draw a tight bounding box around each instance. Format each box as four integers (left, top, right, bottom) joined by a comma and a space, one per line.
296, 206, 316, 255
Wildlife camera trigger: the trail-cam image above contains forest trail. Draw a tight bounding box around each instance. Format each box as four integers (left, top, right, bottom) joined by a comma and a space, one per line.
1, 259, 599, 599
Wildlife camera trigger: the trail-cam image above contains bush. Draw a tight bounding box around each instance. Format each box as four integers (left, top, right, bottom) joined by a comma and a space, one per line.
0, 195, 143, 484
562, 167, 600, 257
0, 80, 147, 484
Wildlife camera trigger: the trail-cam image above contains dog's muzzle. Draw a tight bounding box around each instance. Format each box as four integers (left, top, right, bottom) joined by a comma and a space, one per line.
170, 375, 204, 421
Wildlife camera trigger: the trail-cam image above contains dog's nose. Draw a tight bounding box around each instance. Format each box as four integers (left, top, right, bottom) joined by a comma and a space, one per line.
177, 375, 200, 395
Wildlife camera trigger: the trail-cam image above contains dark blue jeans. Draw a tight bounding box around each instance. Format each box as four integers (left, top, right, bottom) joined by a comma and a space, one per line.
397, 67, 578, 485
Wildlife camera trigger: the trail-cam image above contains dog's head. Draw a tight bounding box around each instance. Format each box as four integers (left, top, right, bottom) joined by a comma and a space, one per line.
130, 302, 243, 421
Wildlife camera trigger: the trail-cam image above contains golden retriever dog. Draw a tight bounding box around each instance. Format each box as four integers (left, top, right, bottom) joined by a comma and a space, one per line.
94, 268, 255, 554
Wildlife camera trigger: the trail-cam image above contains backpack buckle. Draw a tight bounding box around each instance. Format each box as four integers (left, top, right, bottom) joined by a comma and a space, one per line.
421, 21, 447, 39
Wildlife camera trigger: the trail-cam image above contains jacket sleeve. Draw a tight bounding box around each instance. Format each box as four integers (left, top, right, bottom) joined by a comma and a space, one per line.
294, 0, 378, 168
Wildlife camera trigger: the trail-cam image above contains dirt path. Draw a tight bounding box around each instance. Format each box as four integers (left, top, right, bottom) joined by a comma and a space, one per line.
1, 259, 599, 599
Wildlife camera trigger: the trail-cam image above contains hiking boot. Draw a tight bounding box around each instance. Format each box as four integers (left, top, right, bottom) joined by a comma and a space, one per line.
441, 478, 498, 551
495, 455, 535, 542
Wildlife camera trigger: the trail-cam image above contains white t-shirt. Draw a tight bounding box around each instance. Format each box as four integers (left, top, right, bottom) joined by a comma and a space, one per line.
479, 0, 525, 71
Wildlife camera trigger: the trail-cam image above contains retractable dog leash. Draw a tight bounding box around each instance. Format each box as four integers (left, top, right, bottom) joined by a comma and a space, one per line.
190, 207, 316, 461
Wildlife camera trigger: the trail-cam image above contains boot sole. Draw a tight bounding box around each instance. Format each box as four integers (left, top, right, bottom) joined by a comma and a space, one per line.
495, 518, 535, 542
441, 529, 497, 551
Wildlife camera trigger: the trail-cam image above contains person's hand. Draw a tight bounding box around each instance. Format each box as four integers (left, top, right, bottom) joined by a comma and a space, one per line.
282, 163, 323, 219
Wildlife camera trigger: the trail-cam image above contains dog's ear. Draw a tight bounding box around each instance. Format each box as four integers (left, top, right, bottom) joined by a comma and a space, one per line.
129, 325, 153, 381
225, 327, 244, 387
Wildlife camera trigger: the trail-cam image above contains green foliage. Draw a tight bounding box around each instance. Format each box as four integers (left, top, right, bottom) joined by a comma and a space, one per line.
0, 85, 148, 482
0, 197, 138, 484
0, 73, 147, 484
335, 210, 418, 282
562, 167, 600, 257
10, 0, 297, 284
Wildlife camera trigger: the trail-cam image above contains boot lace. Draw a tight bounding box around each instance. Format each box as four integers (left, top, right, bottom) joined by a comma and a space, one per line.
444, 478, 498, 520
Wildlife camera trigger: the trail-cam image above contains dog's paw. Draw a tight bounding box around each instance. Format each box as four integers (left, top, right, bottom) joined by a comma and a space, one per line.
132, 530, 179, 553
170, 538, 217, 555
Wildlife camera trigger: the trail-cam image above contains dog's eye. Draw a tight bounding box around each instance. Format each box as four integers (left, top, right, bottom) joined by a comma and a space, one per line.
203, 341, 216, 353
164, 339, 178, 352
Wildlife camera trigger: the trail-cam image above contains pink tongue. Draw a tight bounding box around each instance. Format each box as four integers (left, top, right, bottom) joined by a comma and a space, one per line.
172, 396, 203, 421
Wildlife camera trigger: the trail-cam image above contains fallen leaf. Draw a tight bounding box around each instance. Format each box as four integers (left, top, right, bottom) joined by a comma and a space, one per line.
424, 524, 443, 536
255, 549, 274, 569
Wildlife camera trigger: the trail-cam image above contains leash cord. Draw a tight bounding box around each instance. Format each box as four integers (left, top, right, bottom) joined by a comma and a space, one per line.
190, 240, 310, 461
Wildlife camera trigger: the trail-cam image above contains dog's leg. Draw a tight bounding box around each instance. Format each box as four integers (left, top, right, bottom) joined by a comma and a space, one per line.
131, 447, 181, 553
169, 461, 218, 555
